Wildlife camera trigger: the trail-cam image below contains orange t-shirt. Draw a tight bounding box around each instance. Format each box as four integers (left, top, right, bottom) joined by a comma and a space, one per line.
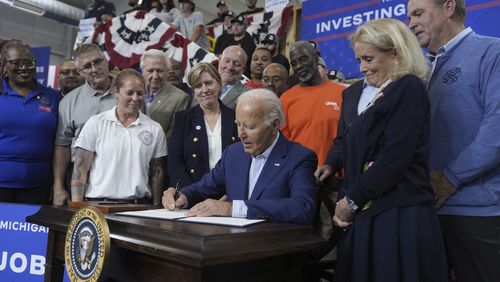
280, 81, 345, 165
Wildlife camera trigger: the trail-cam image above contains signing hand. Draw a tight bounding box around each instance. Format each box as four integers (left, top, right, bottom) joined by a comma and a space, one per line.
162, 187, 187, 210
314, 164, 333, 185
187, 199, 232, 217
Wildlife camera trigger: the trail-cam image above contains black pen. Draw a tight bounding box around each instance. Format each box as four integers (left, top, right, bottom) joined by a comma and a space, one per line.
174, 179, 182, 201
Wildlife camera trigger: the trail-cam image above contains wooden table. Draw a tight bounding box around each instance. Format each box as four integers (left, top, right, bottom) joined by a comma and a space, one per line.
27, 205, 327, 282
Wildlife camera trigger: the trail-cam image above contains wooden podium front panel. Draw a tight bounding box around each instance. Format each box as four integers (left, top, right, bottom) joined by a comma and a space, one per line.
27, 206, 327, 282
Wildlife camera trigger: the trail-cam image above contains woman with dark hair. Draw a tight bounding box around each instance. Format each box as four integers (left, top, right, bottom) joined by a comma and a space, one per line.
168, 62, 238, 187
149, 0, 180, 24
0, 40, 59, 204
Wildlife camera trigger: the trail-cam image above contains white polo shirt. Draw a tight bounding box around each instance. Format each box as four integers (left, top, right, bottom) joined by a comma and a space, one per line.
74, 107, 167, 199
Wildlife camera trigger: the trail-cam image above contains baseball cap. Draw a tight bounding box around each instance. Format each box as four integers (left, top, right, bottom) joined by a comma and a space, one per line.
222, 11, 235, 19
262, 34, 278, 45
231, 14, 248, 25
217, 1, 226, 7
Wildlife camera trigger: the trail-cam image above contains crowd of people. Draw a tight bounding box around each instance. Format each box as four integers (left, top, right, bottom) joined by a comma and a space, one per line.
1, 0, 499, 281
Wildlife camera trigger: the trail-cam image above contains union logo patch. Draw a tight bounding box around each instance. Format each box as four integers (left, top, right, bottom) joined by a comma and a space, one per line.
138, 130, 154, 146
65, 207, 110, 282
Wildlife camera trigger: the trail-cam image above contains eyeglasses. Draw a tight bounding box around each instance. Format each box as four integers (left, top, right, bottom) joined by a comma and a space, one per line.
6, 59, 36, 69
262, 76, 283, 84
79, 58, 105, 73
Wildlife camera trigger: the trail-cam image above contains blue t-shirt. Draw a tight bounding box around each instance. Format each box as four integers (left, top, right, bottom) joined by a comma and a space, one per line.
0, 78, 59, 188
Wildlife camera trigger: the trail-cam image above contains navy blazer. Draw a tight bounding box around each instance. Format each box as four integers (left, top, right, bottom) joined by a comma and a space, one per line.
325, 79, 364, 171
167, 101, 238, 187
340, 75, 433, 216
181, 134, 318, 224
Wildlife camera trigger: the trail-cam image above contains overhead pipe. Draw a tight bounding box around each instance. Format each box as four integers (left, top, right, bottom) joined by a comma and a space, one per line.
1, 0, 85, 26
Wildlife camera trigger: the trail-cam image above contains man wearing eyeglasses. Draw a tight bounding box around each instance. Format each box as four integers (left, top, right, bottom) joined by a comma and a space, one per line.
0, 41, 59, 204
52, 43, 117, 206
262, 63, 288, 97
56, 59, 85, 100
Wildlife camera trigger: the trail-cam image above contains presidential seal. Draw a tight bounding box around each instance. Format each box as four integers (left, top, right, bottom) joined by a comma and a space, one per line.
65, 207, 110, 282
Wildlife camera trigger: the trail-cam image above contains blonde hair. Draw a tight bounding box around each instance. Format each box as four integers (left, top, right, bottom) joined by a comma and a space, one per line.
113, 69, 145, 90
350, 18, 430, 82
187, 62, 222, 91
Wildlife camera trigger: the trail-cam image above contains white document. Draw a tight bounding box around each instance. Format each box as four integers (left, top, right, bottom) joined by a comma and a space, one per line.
178, 216, 265, 227
116, 209, 188, 220
115, 209, 265, 227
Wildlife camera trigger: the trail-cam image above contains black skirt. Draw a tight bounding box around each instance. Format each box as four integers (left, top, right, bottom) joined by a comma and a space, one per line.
335, 205, 448, 282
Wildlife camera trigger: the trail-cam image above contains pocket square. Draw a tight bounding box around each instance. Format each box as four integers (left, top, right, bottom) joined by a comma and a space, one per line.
274, 163, 280, 167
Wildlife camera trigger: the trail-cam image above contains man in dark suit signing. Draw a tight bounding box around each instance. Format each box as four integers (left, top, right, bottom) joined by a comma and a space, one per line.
163, 89, 318, 224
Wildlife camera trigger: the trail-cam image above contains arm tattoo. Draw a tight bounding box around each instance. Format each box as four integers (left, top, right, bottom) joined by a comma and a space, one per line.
71, 147, 95, 188
150, 157, 166, 205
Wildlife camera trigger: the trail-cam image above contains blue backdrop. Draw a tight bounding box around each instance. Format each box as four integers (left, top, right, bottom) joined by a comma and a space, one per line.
301, 0, 500, 78
32, 46, 51, 87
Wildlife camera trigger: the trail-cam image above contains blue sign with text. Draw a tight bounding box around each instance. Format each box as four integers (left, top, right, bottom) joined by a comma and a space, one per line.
301, 0, 500, 78
0, 203, 71, 281
32, 46, 51, 87
0, 204, 48, 281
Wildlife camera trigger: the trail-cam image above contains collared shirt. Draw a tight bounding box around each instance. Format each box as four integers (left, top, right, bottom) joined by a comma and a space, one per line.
357, 81, 378, 115
74, 107, 167, 199
0, 78, 58, 188
219, 83, 235, 100
428, 27, 473, 76
232, 133, 280, 218
55, 80, 116, 161
145, 91, 158, 112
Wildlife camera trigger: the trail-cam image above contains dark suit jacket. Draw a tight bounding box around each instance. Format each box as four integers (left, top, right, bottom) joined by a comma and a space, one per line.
182, 134, 318, 224
167, 101, 238, 187
339, 75, 433, 216
147, 82, 191, 138
325, 79, 364, 171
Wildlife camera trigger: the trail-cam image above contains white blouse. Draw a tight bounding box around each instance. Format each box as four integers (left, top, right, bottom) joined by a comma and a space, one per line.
205, 114, 222, 170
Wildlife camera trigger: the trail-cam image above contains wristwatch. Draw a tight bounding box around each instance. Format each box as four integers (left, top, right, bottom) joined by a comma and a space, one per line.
346, 196, 359, 211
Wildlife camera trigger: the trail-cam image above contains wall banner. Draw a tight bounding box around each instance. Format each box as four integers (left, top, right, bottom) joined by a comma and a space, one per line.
301, 0, 500, 78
